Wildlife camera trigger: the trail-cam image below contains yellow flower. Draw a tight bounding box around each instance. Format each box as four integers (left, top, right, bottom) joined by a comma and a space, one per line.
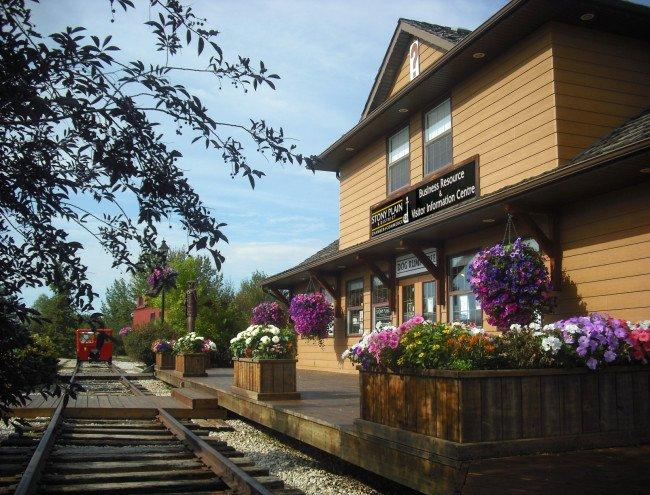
432, 344, 440, 351
418, 352, 425, 358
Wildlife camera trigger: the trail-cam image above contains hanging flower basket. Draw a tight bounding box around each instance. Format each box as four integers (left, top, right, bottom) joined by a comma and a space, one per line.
251, 301, 287, 328
289, 292, 334, 341
147, 265, 178, 296
469, 237, 554, 329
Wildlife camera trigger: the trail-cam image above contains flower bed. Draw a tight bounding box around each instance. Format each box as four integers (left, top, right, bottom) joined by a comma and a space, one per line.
230, 325, 300, 399
152, 339, 174, 370
346, 316, 650, 457
172, 332, 215, 377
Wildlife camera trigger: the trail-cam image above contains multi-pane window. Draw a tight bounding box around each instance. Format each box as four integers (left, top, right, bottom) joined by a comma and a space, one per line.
388, 127, 410, 193
372, 277, 391, 330
402, 284, 415, 323
347, 279, 364, 335
448, 253, 482, 326
422, 281, 436, 322
424, 99, 452, 175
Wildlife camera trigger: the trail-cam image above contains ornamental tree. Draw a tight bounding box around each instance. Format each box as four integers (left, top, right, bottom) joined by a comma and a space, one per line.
0, 0, 314, 421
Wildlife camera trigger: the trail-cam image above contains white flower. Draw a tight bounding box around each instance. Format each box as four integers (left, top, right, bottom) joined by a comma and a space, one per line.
510, 324, 522, 332
564, 323, 580, 334
533, 331, 544, 337
260, 336, 271, 344
543, 324, 556, 332
271, 336, 280, 343
341, 349, 350, 360
541, 335, 562, 354
470, 327, 485, 335
529, 322, 541, 331
245, 338, 252, 345
271, 328, 280, 335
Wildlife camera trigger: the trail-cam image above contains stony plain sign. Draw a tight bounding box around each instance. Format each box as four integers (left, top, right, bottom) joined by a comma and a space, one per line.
370, 160, 477, 237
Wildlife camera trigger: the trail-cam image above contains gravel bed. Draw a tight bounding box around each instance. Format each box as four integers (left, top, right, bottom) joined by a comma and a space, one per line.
112, 360, 147, 373
208, 418, 417, 495
132, 379, 172, 396
0, 421, 15, 443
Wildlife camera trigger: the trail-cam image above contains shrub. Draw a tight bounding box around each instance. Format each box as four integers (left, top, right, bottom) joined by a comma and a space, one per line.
123, 321, 181, 365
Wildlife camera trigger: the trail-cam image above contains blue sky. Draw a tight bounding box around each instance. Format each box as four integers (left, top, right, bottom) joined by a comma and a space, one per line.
23, 0, 508, 307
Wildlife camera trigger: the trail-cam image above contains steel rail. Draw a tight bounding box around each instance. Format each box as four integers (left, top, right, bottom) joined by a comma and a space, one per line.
13, 365, 79, 495
157, 408, 274, 495
111, 362, 272, 494
110, 363, 147, 397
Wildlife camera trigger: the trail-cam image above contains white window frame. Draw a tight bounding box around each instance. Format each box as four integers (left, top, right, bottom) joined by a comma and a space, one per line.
387, 126, 410, 193
424, 99, 452, 175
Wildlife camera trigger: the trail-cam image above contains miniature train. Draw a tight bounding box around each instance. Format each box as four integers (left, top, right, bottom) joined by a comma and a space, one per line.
75, 328, 113, 364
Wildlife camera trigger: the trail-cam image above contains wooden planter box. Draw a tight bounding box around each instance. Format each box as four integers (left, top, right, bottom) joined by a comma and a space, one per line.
233, 358, 300, 400
155, 352, 175, 370
175, 353, 207, 377
357, 366, 650, 459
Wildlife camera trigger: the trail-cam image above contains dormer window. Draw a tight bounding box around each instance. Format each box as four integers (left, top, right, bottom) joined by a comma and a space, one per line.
424, 99, 452, 175
388, 126, 410, 193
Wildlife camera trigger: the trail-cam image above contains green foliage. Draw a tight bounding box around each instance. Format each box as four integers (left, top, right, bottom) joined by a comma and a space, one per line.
396, 323, 495, 371
492, 327, 557, 369
29, 291, 80, 358
101, 279, 136, 355
123, 321, 182, 366
1, 296, 60, 423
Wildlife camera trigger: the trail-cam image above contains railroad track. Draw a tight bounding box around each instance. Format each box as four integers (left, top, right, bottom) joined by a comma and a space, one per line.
1, 362, 302, 495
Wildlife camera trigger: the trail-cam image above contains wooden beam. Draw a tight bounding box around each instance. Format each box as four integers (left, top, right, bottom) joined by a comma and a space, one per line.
356, 254, 392, 288
505, 204, 562, 290
264, 287, 289, 306
401, 240, 446, 305
309, 271, 342, 318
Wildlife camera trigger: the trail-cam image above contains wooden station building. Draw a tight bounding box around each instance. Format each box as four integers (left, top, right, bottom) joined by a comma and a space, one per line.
263, 0, 650, 374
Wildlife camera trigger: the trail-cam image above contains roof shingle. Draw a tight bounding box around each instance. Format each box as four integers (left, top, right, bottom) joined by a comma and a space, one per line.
400, 19, 471, 44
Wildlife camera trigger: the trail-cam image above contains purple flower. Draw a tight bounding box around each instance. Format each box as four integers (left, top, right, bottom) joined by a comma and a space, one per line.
603, 350, 616, 362
251, 302, 287, 327
586, 358, 598, 370
289, 292, 334, 339
469, 238, 554, 329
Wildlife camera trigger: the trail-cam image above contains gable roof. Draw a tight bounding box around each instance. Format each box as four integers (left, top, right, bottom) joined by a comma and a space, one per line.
361, 18, 471, 120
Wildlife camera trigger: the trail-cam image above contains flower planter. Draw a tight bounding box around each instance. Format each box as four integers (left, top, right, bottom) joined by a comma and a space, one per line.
233, 358, 300, 400
155, 352, 175, 371
356, 366, 650, 459
175, 353, 207, 377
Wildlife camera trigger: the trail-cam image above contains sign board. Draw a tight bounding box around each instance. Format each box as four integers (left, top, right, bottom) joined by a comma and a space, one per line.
370, 160, 477, 238
396, 247, 438, 279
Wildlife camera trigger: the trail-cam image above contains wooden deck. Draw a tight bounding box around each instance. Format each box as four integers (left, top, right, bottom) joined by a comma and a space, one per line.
12, 391, 225, 420
156, 367, 650, 495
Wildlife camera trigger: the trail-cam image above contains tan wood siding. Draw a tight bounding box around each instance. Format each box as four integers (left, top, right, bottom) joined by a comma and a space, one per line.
554, 183, 650, 321
389, 41, 444, 97
452, 24, 559, 195
553, 23, 650, 163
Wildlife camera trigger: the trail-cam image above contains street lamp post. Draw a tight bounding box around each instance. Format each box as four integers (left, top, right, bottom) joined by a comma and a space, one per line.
160, 240, 169, 324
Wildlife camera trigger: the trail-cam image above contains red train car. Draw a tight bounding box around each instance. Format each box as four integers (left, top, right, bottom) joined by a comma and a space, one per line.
76, 328, 113, 363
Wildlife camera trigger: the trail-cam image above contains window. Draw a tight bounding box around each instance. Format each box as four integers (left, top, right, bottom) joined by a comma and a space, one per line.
424, 99, 452, 175
448, 253, 482, 326
388, 127, 410, 193
422, 281, 436, 322
347, 279, 364, 335
402, 284, 415, 323
372, 277, 391, 330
